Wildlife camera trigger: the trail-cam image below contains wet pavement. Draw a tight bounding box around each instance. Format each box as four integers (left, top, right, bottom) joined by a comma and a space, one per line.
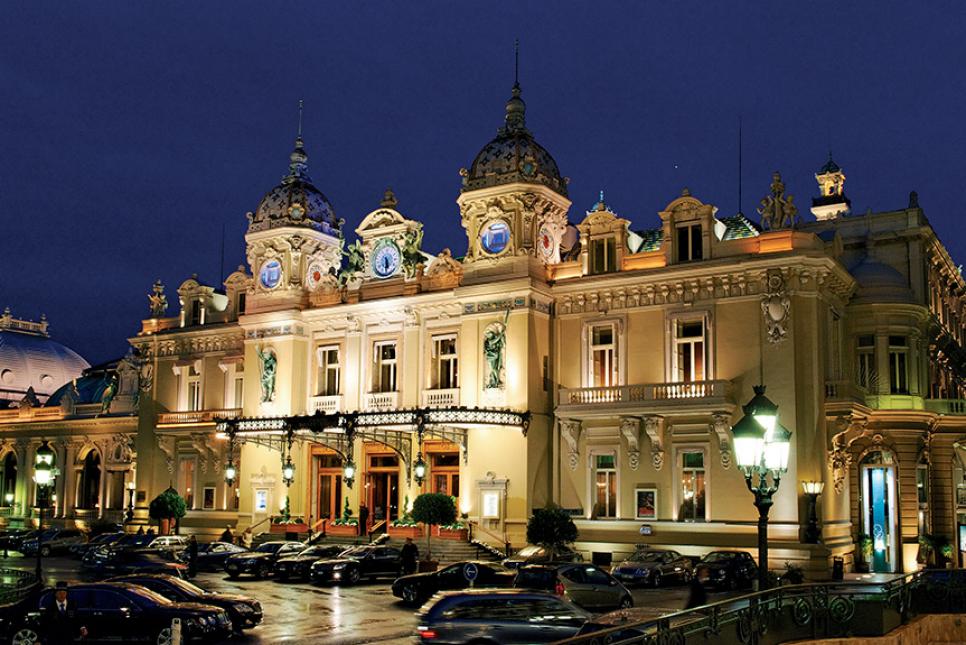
2, 555, 745, 644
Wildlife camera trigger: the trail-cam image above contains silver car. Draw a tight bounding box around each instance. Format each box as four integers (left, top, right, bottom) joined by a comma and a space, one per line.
415, 589, 590, 644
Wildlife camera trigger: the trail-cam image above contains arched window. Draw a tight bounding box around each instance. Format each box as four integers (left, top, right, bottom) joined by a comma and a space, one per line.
77, 451, 101, 510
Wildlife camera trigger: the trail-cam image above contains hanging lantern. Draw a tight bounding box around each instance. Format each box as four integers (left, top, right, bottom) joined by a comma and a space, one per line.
224, 460, 237, 487
282, 457, 295, 486
413, 453, 427, 486
343, 458, 356, 488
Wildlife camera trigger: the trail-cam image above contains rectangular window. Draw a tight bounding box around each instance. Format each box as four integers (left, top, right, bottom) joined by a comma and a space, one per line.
190, 300, 202, 326
236, 293, 246, 316
233, 376, 244, 408
917, 464, 930, 535
178, 458, 196, 509
673, 320, 705, 383
593, 454, 617, 519
186, 364, 202, 412
432, 335, 459, 390
856, 335, 876, 390
676, 224, 702, 262
373, 342, 397, 393
679, 451, 705, 522
588, 324, 618, 387
318, 346, 341, 396
202, 487, 216, 510
589, 238, 617, 274
889, 336, 908, 394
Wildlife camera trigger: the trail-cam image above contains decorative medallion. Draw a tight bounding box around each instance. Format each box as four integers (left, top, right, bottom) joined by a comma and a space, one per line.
480, 220, 510, 255
761, 270, 790, 343
371, 237, 402, 279
305, 261, 327, 290
259, 259, 282, 290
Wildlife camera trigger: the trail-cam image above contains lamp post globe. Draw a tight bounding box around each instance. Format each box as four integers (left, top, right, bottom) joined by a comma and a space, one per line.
343, 459, 356, 487
224, 462, 237, 487
282, 458, 295, 486
413, 453, 427, 486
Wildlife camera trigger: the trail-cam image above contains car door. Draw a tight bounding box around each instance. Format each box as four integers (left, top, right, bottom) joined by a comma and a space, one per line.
372, 547, 401, 576
86, 589, 141, 641
434, 564, 465, 592
559, 566, 592, 608
583, 565, 623, 609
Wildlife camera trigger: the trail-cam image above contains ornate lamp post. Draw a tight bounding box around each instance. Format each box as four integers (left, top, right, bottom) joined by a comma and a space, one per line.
33, 441, 55, 581
732, 386, 791, 590
125, 481, 136, 523
282, 457, 295, 487
802, 481, 825, 544
413, 454, 427, 487
342, 458, 356, 488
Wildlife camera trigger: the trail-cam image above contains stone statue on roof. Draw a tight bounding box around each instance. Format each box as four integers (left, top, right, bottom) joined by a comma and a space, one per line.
257, 346, 277, 403
757, 171, 798, 230
148, 280, 168, 317
401, 227, 425, 279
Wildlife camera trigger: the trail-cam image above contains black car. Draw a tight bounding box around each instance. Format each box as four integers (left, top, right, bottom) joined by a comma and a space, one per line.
110, 574, 262, 632
392, 560, 516, 605
694, 551, 758, 590
13, 582, 231, 644
310, 545, 403, 585
178, 541, 249, 572
83, 549, 188, 578
70, 532, 125, 559
612, 548, 694, 587
0, 529, 37, 553
224, 541, 303, 578
501, 544, 583, 569
274, 544, 350, 582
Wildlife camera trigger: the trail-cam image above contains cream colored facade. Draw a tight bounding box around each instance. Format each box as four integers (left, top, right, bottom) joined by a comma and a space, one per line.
7, 81, 965, 578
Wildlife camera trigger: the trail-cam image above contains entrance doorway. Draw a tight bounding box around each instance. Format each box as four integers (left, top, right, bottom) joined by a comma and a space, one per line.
860, 452, 898, 573
431, 452, 460, 497
366, 452, 399, 523
315, 453, 343, 521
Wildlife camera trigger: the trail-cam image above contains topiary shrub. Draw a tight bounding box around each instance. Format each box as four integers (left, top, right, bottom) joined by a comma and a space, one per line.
411, 493, 457, 561
526, 504, 578, 557
148, 487, 187, 535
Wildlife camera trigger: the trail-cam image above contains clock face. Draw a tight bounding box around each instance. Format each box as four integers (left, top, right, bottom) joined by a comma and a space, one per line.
538, 225, 555, 260
372, 239, 401, 279
480, 220, 510, 255
259, 259, 282, 290
305, 262, 326, 290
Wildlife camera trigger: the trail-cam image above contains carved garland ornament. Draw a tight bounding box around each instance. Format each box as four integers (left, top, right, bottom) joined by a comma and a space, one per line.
560, 419, 582, 471
643, 416, 665, 471
761, 270, 791, 344
620, 417, 641, 471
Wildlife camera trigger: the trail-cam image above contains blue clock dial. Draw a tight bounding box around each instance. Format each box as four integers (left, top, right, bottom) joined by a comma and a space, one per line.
480, 220, 510, 255
259, 259, 282, 289
372, 240, 401, 278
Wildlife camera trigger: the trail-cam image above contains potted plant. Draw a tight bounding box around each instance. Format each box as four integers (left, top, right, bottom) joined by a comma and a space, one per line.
329, 498, 359, 537
270, 497, 308, 535
411, 492, 456, 571
148, 487, 186, 536
527, 504, 578, 560
856, 533, 873, 572
437, 521, 468, 540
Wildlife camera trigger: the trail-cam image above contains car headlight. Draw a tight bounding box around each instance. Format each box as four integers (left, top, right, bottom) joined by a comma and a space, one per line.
717, 569, 728, 577
333, 563, 346, 570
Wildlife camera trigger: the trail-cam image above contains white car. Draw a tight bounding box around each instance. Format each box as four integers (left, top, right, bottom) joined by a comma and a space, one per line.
149, 535, 189, 555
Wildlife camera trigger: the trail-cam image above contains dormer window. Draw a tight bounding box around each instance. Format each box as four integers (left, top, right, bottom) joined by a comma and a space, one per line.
190, 300, 202, 326
676, 223, 703, 262
589, 238, 617, 274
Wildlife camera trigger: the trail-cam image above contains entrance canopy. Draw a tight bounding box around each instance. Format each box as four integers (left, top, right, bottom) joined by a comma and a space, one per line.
215, 406, 530, 484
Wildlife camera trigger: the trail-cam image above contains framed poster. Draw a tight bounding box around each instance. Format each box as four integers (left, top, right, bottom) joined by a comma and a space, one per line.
482, 491, 501, 519
635, 487, 658, 520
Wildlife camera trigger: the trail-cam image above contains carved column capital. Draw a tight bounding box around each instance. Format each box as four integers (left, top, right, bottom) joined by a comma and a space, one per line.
710, 412, 733, 470
620, 417, 641, 471
643, 415, 665, 471
559, 419, 582, 471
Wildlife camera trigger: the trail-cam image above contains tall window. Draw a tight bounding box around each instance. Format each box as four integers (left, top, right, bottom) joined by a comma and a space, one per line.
432, 452, 460, 497
593, 454, 617, 519
673, 320, 705, 382
186, 364, 202, 411
432, 335, 458, 390
236, 292, 246, 316
233, 376, 244, 408
679, 451, 706, 522
888, 336, 908, 394
178, 457, 195, 509
589, 238, 617, 274
856, 335, 876, 390
588, 324, 618, 387
190, 300, 202, 326
917, 463, 930, 535
676, 224, 702, 262
374, 341, 397, 393
318, 346, 341, 396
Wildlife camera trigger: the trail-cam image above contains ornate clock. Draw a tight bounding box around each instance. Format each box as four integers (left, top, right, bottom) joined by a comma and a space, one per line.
537, 225, 556, 262
480, 220, 510, 255
259, 259, 282, 290
371, 238, 401, 279
305, 261, 326, 290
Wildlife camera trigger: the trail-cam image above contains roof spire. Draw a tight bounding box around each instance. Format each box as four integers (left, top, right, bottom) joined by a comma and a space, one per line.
287, 100, 309, 181
737, 115, 743, 215
514, 38, 520, 88
297, 99, 304, 138
504, 40, 526, 132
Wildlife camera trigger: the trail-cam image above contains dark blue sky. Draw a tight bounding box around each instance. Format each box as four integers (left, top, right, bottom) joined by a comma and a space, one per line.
2, 2, 964, 364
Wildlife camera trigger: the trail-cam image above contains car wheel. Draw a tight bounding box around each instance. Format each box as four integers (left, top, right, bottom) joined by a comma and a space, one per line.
345, 567, 361, 585
40, 546, 51, 557
277, 571, 288, 582
401, 583, 420, 605
652, 571, 662, 588
257, 562, 271, 579
11, 627, 40, 645
227, 572, 239, 579
620, 595, 633, 609
155, 627, 173, 645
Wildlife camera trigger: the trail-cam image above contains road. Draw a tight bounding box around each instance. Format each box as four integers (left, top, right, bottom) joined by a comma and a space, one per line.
2, 555, 745, 644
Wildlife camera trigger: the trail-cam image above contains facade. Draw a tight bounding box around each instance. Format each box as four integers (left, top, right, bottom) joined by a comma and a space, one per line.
6, 79, 966, 577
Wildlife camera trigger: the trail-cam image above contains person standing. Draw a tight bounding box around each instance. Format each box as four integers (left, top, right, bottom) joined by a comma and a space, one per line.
241, 526, 253, 549
187, 535, 199, 579
220, 525, 234, 544
45, 581, 88, 644
401, 537, 419, 575
358, 504, 369, 538
685, 569, 709, 609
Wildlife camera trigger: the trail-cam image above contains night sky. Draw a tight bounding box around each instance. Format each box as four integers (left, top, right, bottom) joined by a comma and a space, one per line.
2, 2, 965, 365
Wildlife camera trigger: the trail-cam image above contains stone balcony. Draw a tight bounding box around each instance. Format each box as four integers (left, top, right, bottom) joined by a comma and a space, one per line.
364, 391, 399, 411
308, 394, 343, 414
156, 408, 241, 427
556, 379, 734, 419
422, 388, 460, 408
925, 399, 966, 414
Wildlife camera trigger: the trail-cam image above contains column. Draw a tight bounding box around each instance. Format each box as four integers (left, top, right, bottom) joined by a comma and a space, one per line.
61, 443, 77, 519
97, 446, 107, 519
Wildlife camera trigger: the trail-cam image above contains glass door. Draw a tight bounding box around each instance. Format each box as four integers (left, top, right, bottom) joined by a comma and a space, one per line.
861, 464, 898, 572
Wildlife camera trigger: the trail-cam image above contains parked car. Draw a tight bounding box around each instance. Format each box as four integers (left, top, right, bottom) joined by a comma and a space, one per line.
148, 535, 189, 556
224, 541, 303, 578
694, 551, 758, 590
21, 528, 87, 557
0, 529, 38, 553
513, 563, 633, 612
12, 582, 231, 644
274, 544, 350, 582
393, 561, 516, 606
414, 589, 590, 644
311, 545, 403, 585
501, 544, 583, 569
109, 574, 262, 633
178, 541, 249, 572
83, 548, 188, 578
612, 548, 694, 587
70, 532, 125, 559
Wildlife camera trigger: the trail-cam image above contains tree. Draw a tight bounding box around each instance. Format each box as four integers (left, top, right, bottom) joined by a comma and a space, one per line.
527, 505, 578, 556
148, 487, 187, 535
411, 492, 456, 561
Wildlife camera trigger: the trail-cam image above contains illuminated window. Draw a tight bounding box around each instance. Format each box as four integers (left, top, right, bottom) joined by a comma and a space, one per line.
317, 346, 341, 396
856, 335, 876, 390
888, 336, 908, 394
593, 454, 617, 519
432, 335, 458, 390
679, 451, 705, 522
676, 223, 702, 262
588, 324, 618, 387
373, 341, 397, 393
673, 320, 705, 383
917, 463, 930, 535
186, 364, 202, 412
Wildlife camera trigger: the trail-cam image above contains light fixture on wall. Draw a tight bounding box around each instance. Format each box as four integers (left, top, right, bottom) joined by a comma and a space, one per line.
802, 480, 825, 544
3, 492, 12, 506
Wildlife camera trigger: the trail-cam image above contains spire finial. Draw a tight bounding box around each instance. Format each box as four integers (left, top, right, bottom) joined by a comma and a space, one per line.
297, 99, 304, 138
737, 115, 743, 214
514, 39, 520, 88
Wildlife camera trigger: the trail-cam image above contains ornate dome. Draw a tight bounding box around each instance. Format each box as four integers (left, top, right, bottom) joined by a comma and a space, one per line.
849, 256, 916, 305
462, 83, 567, 197
247, 136, 340, 236
45, 361, 115, 407
0, 309, 89, 405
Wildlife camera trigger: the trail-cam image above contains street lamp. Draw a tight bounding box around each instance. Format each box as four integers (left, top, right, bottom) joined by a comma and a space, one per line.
3, 492, 12, 507
732, 386, 791, 590
343, 458, 356, 488
125, 481, 136, 523
33, 440, 55, 581
224, 460, 237, 487
282, 457, 295, 487
802, 481, 825, 544
413, 453, 427, 486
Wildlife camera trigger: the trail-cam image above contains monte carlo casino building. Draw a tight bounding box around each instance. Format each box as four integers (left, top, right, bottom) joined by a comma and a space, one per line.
9, 78, 959, 576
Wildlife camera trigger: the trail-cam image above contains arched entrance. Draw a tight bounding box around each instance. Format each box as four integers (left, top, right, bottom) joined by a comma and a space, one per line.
77, 450, 101, 511
858, 450, 899, 573
1, 452, 16, 507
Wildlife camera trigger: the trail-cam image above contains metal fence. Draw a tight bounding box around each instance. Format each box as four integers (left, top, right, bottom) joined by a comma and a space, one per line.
559, 570, 966, 645
0, 568, 40, 607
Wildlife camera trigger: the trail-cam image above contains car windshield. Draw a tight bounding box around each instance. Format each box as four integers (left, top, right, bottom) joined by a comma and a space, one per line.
256, 543, 284, 553
342, 547, 372, 558
516, 546, 543, 558
124, 586, 173, 607
300, 546, 335, 557
164, 577, 207, 596
632, 551, 665, 562
702, 552, 735, 563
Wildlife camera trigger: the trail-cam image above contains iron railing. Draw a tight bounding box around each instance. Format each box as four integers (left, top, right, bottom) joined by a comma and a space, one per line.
556, 571, 966, 645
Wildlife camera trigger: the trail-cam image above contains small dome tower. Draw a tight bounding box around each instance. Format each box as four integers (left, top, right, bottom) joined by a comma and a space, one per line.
810, 153, 851, 220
